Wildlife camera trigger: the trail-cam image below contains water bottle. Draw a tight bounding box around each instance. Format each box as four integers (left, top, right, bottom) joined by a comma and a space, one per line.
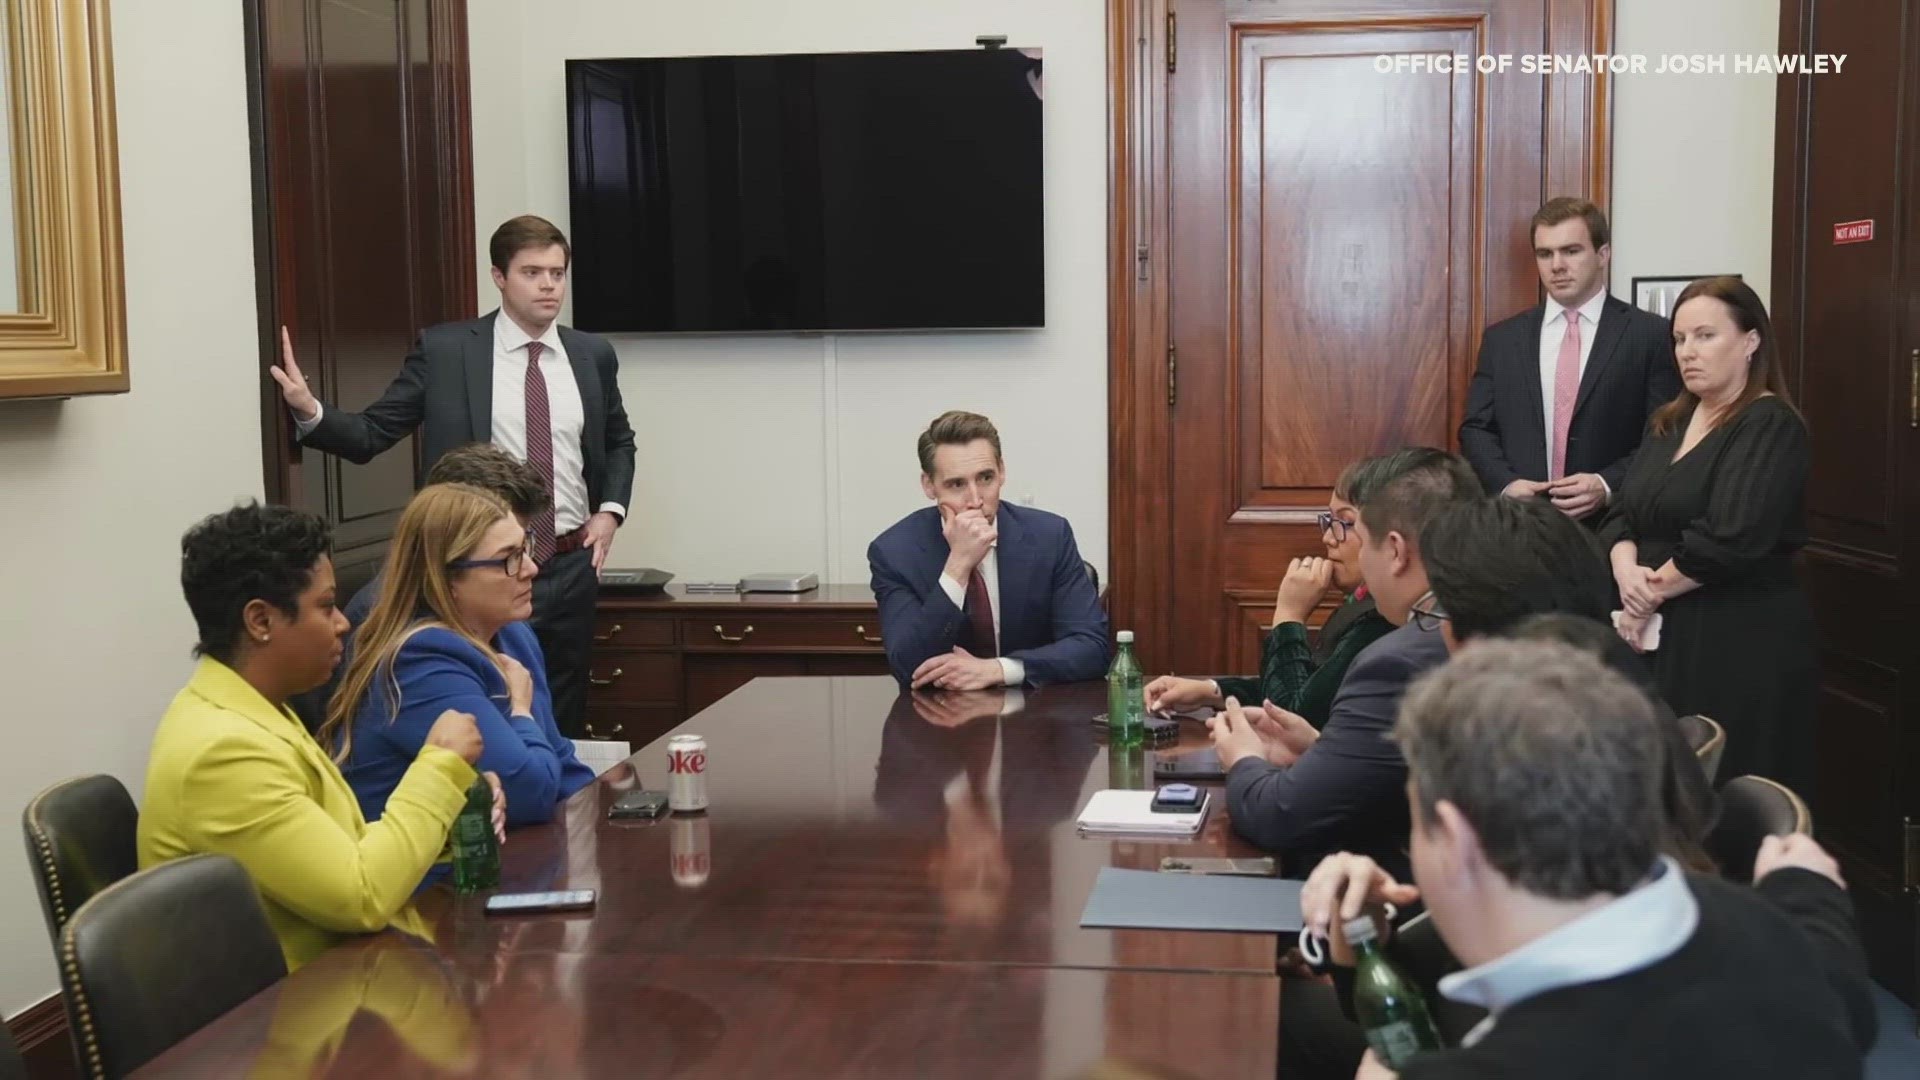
451, 775, 500, 894
1347, 915, 1443, 1066
1106, 630, 1145, 747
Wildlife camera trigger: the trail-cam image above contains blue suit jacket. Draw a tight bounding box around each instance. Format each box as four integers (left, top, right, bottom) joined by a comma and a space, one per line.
339, 622, 595, 828
1223, 620, 1451, 877
867, 503, 1111, 687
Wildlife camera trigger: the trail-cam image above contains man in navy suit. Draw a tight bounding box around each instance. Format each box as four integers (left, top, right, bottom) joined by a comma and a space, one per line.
1459, 198, 1679, 522
868, 411, 1110, 690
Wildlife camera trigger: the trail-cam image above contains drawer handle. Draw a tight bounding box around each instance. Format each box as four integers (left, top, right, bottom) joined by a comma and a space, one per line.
593, 622, 624, 643
588, 668, 623, 687
585, 720, 625, 739
854, 624, 884, 644
712, 623, 754, 643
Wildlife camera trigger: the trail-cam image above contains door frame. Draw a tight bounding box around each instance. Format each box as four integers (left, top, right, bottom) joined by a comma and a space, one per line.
1106, 0, 1617, 670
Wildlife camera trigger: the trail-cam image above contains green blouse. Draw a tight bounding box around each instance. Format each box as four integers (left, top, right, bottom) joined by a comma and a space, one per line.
1212, 593, 1393, 729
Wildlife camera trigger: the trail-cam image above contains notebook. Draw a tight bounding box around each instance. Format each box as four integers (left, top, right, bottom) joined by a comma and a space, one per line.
1079, 867, 1306, 934
1075, 788, 1210, 837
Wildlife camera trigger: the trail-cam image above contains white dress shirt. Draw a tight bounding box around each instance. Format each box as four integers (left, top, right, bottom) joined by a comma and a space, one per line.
1538, 290, 1608, 480
293, 315, 627, 530
1439, 856, 1698, 1046
938, 549, 1027, 687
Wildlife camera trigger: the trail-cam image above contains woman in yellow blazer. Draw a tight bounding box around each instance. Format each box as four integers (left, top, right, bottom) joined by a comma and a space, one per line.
138, 502, 497, 971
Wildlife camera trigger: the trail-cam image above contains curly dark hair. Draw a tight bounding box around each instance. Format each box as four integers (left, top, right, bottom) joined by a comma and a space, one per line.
181, 502, 333, 662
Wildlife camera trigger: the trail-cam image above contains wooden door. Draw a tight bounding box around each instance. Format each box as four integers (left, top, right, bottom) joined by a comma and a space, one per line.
246, 0, 476, 591
1771, 0, 1920, 1004
1109, 0, 1612, 675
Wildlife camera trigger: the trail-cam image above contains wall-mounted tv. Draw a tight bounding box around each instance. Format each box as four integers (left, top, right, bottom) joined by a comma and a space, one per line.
565, 48, 1045, 334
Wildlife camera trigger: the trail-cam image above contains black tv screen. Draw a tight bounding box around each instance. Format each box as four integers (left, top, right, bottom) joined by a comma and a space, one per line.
564, 48, 1045, 334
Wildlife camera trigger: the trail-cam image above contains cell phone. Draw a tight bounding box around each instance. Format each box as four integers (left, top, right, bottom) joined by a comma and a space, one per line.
483, 889, 597, 915
1151, 783, 1204, 813
609, 789, 670, 820
1154, 748, 1226, 781
1091, 713, 1181, 746
1159, 856, 1277, 877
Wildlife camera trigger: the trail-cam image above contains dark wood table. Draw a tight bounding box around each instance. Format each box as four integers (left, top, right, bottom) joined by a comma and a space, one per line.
134, 678, 1282, 1077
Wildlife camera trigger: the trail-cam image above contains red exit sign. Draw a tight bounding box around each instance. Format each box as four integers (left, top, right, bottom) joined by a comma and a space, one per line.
1833, 219, 1874, 244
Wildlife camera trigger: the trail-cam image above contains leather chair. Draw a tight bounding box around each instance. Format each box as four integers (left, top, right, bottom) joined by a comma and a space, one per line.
58, 854, 285, 1079
1083, 560, 1100, 593
1706, 775, 1812, 883
22, 775, 140, 944
1676, 714, 1726, 783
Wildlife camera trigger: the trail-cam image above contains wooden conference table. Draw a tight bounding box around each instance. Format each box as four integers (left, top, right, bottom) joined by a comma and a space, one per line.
133, 678, 1282, 1077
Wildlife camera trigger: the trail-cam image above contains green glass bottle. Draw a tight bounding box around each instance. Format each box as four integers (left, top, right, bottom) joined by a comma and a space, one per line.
1346, 915, 1443, 1067
451, 775, 500, 895
1106, 630, 1145, 747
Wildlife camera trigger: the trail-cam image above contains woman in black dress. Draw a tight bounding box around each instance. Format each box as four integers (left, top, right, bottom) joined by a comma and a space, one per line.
1599, 276, 1815, 795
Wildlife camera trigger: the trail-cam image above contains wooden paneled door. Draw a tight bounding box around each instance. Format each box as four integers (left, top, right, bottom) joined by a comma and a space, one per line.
245, 0, 476, 591
1109, 0, 1612, 675
1771, 0, 1920, 1005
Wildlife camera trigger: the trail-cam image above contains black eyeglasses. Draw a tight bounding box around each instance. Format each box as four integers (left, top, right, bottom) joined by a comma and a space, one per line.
1316, 510, 1355, 542
450, 545, 531, 577
1409, 595, 1451, 633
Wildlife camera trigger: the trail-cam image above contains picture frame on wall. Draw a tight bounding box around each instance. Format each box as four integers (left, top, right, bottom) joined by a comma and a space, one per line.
1629, 274, 1741, 319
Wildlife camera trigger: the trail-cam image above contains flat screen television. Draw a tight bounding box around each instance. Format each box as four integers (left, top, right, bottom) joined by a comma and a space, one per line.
564, 48, 1045, 334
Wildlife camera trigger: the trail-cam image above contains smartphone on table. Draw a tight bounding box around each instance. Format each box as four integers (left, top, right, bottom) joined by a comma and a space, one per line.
483, 889, 598, 915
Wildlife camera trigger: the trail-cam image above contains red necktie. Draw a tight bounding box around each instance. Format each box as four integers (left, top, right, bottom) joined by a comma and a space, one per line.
523, 341, 557, 562
963, 567, 998, 658
1550, 311, 1582, 480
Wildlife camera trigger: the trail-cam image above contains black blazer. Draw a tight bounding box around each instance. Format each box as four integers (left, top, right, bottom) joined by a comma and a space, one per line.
1459, 294, 1679, 493
300, 311, 637, 512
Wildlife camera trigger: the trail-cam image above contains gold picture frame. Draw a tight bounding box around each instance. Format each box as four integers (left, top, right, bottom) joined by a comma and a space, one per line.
0, 0, 126, 399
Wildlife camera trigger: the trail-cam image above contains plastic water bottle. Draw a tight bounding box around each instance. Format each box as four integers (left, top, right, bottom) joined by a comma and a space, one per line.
1107, 630, 1145, 747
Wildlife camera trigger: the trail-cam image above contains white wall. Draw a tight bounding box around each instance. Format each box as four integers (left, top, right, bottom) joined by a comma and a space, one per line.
1610, 0, 1781, 306
468, 0, 1110, 586
0, 3, 261, 1015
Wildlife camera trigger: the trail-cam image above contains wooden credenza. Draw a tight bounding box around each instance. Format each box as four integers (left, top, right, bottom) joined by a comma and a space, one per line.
586, 584, 892, 744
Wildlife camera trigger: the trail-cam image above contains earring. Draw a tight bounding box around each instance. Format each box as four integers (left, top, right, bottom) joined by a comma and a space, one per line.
258, 633, 271, 644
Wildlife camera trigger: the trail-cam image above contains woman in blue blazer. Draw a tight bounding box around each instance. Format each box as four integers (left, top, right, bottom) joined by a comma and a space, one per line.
323, 482, 595, 828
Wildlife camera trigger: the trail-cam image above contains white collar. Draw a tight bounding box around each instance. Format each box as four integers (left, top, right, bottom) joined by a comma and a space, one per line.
1544, 289, 1607, 330
1438, 856, 1697, 1045
495, 311, 562, 355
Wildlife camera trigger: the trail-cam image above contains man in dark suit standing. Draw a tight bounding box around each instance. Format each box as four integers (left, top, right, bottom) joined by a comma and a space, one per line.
1459, 198, 1679, 521
269, 214, 636, 738
868, 410, 1110, 690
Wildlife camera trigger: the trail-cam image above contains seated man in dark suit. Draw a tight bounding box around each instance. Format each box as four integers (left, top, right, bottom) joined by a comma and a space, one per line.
868, 410, 1110, 690
1458, 197, 1679, 521
1210, 448, 1478, 876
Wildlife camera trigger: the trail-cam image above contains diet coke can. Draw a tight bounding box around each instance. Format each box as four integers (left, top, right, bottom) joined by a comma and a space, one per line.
666, 734, 709, 812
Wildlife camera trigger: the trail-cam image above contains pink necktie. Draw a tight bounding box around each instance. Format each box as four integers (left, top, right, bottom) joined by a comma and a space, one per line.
1550, 311, 1581, 480
523, 341, 557, 562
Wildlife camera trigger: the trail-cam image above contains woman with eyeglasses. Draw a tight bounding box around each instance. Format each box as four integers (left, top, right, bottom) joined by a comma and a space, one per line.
1145, 464, 1392, 728
324, 483, 594, 830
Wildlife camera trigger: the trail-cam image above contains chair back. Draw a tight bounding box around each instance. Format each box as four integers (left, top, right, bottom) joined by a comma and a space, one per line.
1676, 714, 1726, 783
1706, 775, 1812, 883
58, 854, 285, 1079
22, 775, 139, 943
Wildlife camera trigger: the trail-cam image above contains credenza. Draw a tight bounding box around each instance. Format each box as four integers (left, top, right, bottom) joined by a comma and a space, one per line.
585, 584, 891, 744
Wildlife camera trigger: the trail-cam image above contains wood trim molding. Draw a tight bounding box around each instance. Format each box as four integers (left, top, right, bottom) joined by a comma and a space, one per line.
7, 991, 75, 1079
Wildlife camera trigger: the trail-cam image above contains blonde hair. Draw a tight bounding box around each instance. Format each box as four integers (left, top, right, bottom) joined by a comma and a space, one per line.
321, 483, 513, 763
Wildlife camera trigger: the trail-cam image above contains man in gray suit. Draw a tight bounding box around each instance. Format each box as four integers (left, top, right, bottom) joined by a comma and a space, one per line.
270, 214, 636, 738
1209, 448, 1479, 877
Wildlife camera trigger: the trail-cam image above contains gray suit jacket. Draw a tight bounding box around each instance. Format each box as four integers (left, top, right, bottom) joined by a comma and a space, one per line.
1224, 619, 1451, 877
300, 311, 637, 512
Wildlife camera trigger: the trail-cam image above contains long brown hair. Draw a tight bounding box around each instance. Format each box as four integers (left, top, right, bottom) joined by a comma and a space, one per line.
1649, 275, 1797, 436
321, 483, 513, 763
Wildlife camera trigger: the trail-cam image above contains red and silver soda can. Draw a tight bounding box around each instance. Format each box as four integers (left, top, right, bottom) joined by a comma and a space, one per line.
670, 813, 711, 888
666, 734, 709, 812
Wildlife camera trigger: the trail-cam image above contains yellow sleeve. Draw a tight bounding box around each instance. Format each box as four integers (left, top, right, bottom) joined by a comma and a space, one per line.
182, 734, 474, 933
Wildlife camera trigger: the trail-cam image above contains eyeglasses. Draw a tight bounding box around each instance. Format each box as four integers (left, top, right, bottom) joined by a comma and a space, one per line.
449, 545, 531, 577
1316, 510, 1355, 542
1409, 595, 1451, 633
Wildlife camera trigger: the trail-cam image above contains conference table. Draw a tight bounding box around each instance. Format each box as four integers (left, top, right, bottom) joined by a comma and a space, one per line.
133, 677, 1284, 1077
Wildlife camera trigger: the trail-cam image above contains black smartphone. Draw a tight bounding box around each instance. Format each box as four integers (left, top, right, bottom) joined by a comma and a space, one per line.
484, 889, 597, 916
609, 789, 670, 820
1092, 713, 1180, 746
1153, 748, 1226, 781
1150, 783, 1205, 813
